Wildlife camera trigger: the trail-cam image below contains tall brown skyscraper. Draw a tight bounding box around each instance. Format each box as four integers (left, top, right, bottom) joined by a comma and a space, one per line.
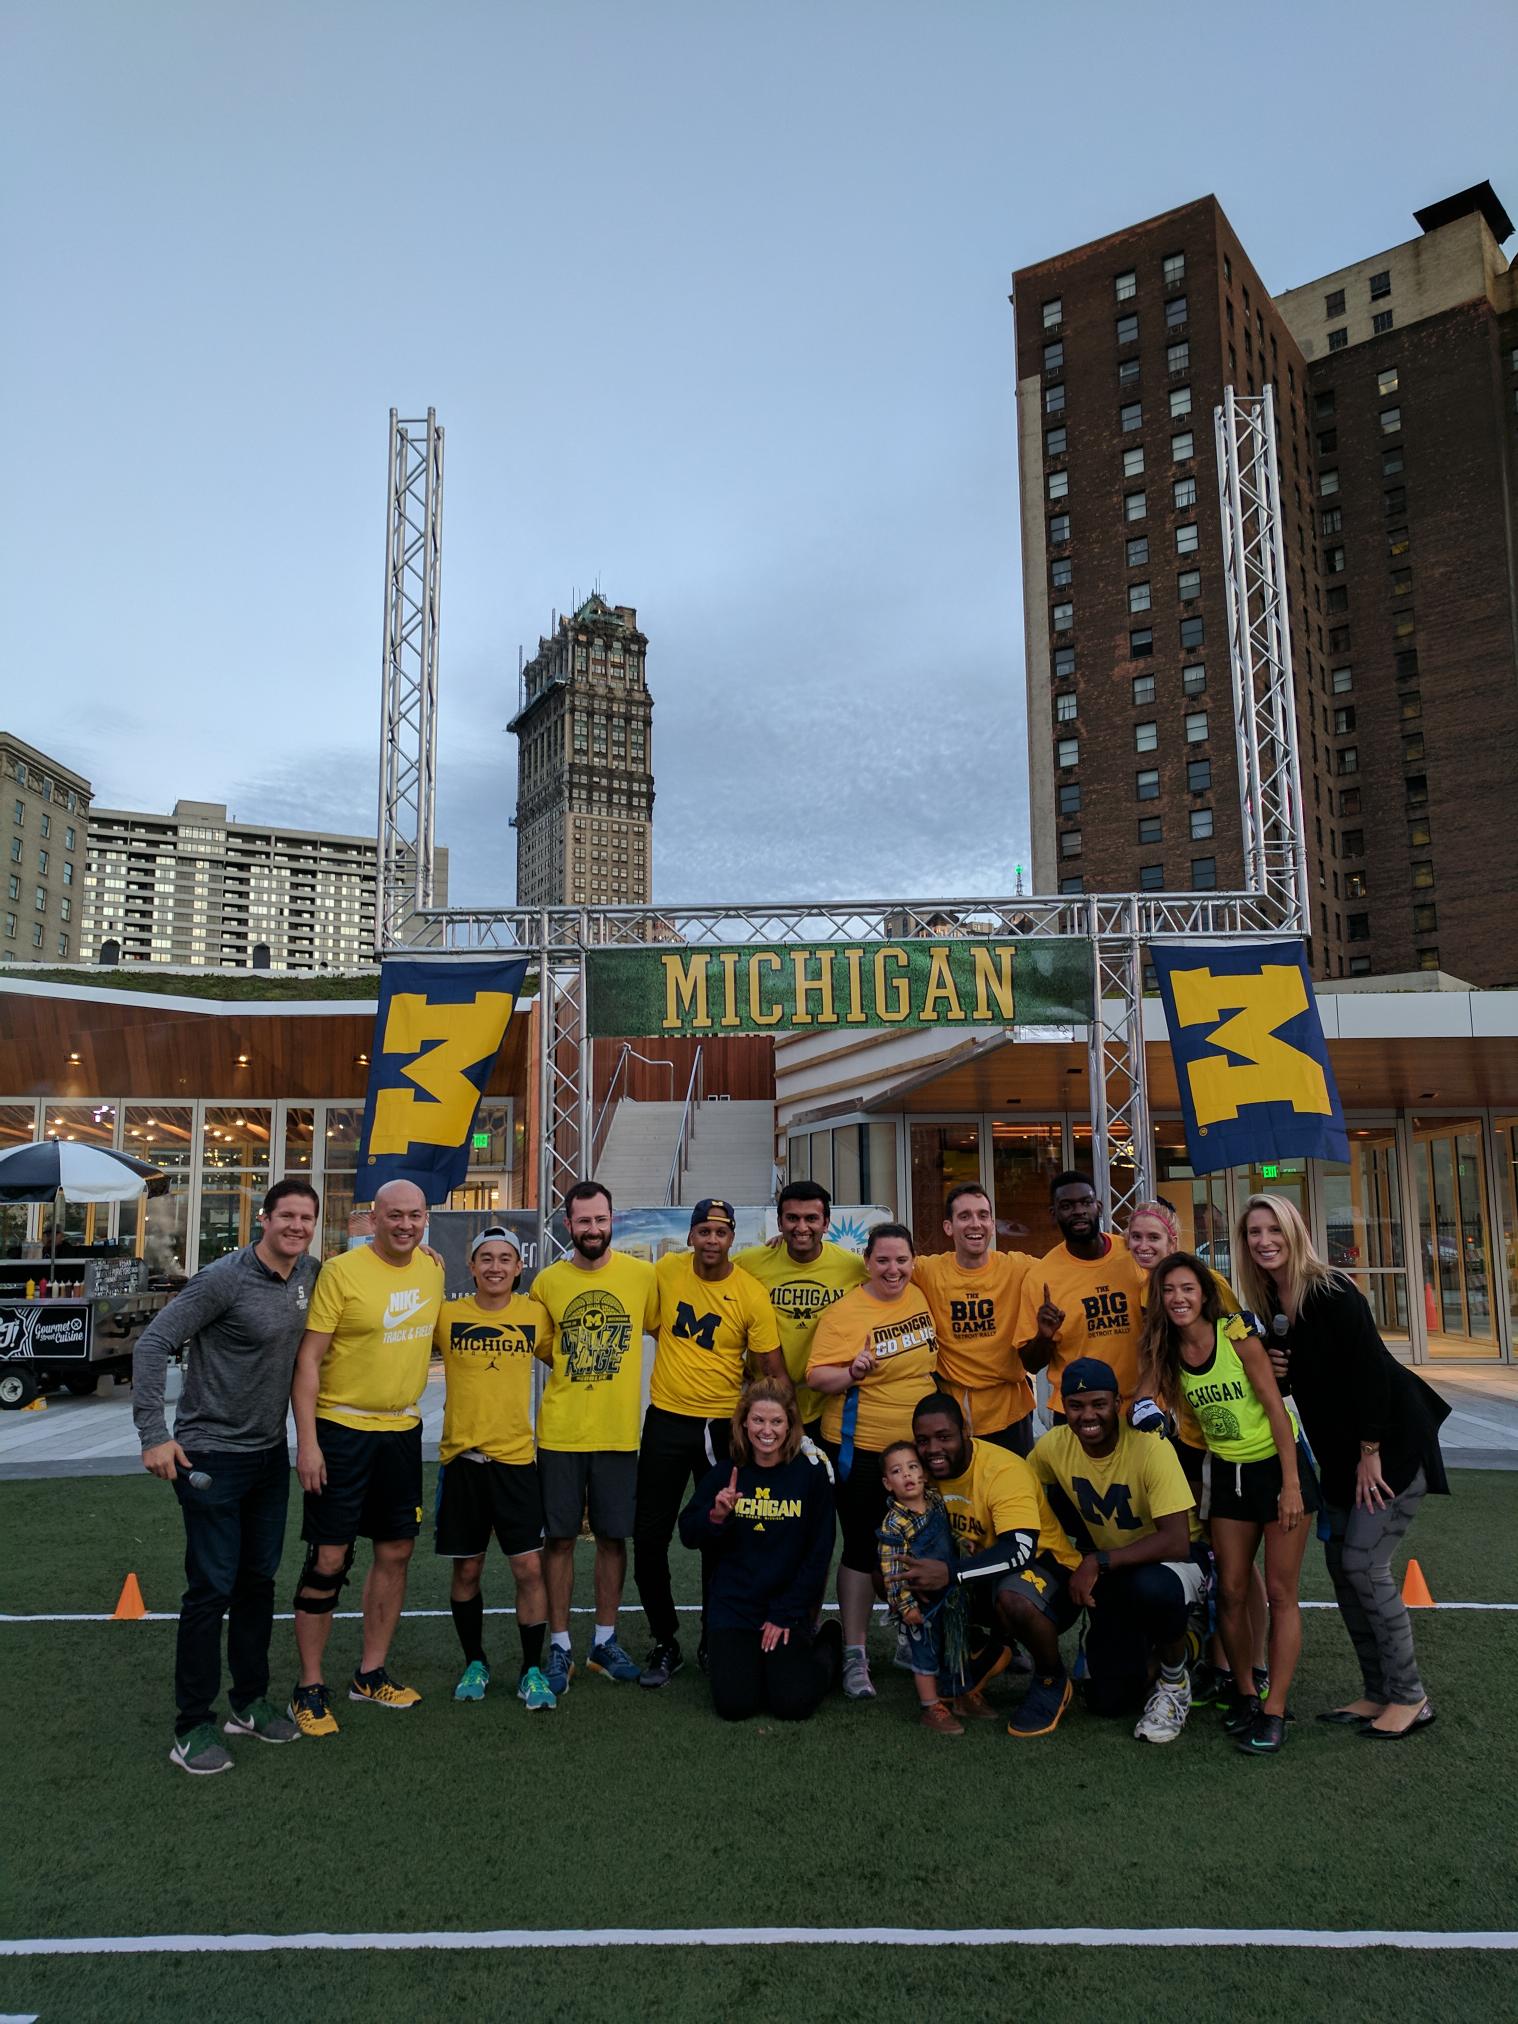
1013, 183, 1518, 984
510, 594, 655, 908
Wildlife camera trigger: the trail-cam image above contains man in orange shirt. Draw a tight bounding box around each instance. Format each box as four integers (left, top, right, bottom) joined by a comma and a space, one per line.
913, 1184, 1037, 1456
1014, 1172, 1147, 1412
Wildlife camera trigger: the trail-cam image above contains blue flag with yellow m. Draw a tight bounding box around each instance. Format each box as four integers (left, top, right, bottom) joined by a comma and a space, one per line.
355, 956, 529, 1205
1150, 940, 1348, 1177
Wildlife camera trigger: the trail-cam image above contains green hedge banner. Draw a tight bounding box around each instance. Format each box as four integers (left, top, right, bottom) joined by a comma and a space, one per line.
585, 938, 1095, 1038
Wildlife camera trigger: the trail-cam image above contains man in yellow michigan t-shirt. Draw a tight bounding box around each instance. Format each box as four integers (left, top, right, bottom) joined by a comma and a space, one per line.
1014, 1171, 1147, 1408
913, 1182, 1037, 1454
636, 1197, 785, 1689
289, 1177, 444, 1736
734, 1180, 866, 1434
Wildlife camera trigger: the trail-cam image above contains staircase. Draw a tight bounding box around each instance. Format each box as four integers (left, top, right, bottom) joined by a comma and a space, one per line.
593, 1101, 685, 1206
593, 1098, 776, 1209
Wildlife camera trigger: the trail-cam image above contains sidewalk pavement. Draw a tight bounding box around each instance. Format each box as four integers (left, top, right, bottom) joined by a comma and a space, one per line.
1, 1362, 1515, 1482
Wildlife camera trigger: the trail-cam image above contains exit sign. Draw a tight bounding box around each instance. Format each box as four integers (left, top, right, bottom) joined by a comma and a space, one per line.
1260, 1163, 1279, 1179
471, 1131, 491, 1150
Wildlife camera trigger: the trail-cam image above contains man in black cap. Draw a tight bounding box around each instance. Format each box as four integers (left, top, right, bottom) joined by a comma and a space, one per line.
1028, 1356, 1204, 1744
635, 1199, 786, 1687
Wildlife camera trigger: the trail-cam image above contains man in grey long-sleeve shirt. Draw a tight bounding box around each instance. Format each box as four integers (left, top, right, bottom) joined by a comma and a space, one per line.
133, 1176, 321, 1775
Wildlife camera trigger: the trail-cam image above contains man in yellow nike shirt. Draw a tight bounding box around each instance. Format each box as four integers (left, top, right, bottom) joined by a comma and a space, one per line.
636, 1197, 785, 1689
289, 1177, 445, 1736
913, 1183, 1037, 1455
734, 1181, 865, 1436
1014, 1171, 1147, 1410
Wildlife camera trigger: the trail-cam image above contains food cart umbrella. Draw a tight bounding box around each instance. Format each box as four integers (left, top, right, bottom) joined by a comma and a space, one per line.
0, 1140, 170, 1273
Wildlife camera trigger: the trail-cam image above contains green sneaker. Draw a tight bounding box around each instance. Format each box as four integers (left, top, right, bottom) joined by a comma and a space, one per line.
224, 1697, 299, 1744
170, 1723, 234, 1776
517, 1665, 557, 1711
454, 1659, 491, 1703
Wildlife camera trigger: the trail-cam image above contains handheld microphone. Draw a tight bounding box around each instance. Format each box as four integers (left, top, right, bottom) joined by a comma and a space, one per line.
183, 1469, 212, 1490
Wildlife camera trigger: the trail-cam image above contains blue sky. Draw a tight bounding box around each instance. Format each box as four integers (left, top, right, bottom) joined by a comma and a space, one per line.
6, 0, 1515, 907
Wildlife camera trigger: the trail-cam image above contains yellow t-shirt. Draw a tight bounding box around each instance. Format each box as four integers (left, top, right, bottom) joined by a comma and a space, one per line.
937, 1437, 1079, 1572
650, 1253, 781, 1418
807, 1284, 938, 1452
532, 1251, 658, 1454
307, 1244, 445, 1433
435, 1291, 551, 1466
733, 1241, 867, 1425
1014, 1239, 1148, 1401
1134, 1260, 1241, 1449
1030, 1422, 1200, 1552
912, 1249, 1036, 1434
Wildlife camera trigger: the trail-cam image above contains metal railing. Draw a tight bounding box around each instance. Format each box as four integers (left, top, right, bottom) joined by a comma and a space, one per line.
665, 1046, 705, 1207
588, 1043, 678, 1175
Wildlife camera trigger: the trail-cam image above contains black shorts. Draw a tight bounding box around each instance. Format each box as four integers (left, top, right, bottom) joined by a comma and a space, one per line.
538, 1448, 637, 1541
818, 1440, 886, 1575
1204, 1439, 1322, 1525
303, 1419, 423, 1545
434, 1457, 544, 1559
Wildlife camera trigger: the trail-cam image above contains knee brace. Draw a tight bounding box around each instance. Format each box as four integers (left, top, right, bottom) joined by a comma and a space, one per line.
293, 1542, 354, 1614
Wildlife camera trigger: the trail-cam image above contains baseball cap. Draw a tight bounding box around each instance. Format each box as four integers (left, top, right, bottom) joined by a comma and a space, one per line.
1060, 1356, 1120, 1399
689, 1197, 736, 1230
470, 1224, 522, 1260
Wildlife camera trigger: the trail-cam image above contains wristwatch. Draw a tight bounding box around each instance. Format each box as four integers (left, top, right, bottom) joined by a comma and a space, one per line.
1095, 1550, 1111, 1571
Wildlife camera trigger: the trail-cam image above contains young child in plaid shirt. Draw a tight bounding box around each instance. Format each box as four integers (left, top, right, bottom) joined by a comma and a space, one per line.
877, 1440, 969, 1735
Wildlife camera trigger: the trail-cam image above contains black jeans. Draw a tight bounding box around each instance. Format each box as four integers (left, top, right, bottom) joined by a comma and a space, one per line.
707, 1624, 839, 1723
1083, 1559, 1197, 1716
633, 1404, 730, 1645
173, 1444, 290, 1734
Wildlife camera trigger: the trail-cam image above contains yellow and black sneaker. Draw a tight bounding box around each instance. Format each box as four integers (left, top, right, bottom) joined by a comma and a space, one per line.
289, 1682, 340, 1738
349, 1666, 421, 1710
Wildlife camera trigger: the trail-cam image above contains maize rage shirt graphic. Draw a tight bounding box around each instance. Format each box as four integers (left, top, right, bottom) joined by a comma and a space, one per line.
534, 1252, 658, 1453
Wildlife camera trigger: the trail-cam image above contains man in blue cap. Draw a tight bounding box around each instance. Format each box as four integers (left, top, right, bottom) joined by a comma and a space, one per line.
1028, 1356, 1204, 1744
635, 1199, 788, 1687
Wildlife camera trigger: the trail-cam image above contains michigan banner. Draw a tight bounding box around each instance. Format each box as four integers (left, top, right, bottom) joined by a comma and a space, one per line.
1150, 940, 1349, 1177
355, 956, 528, 1205
585, 938, 1094, 1037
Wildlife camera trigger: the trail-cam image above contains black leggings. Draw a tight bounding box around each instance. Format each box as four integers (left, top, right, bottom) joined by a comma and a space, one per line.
707, 1624, 840, 1723
818, 1441, 886, 1575
634, 1405, 731, 1644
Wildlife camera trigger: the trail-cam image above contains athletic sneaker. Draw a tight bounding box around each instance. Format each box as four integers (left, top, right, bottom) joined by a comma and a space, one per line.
223, 1697, 298, 1743
1189, 1662, 1233, 1709
288, 1682, 339, 1738
517, 1666, 557, 1711
586, 1638, 641, 1683
545, 1646, 575, 1698
919, 1701, 965, 1737
949, 1687, 999, 1722
169, 1722, 234, 1775
1006, 1670, 1072, 1739
349, 1667, 421, 1710
842, 1647, 876, 1700
1253, 1665, 1272, 1702
638, 1640, 683, 1689
453, 1660, 491, 1703
1134, 1673, 1193, 1745
1236, 1710, 1286, 1756
1221, 1690, 1262, 1738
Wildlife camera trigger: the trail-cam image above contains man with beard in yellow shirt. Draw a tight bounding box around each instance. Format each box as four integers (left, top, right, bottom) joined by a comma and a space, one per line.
1015, 1172, 1147, 1410
735, 1182, 866, 1436
913, 1184, 1037, 1455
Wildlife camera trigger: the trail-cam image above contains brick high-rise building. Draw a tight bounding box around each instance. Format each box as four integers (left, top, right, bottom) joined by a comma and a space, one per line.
1, 731, 91, 964
1275, 182, 1518, 984
510, 594, 654, 907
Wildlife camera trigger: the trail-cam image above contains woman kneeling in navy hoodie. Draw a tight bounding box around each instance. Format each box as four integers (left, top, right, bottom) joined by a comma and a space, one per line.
679, 1379, 842, 1721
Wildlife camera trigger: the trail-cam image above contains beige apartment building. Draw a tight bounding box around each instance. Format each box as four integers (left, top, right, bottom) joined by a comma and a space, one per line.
1, 732, 91, 965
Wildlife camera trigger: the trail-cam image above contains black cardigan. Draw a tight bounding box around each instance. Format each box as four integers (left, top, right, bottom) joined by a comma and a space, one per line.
1277, 1273, 1450, 1507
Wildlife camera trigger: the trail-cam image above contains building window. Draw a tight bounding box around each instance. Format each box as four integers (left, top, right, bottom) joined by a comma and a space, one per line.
1380, 406, 1401, 435
1410, 860, 1435, 890
1347, 913, 1370, 941
1178, 569, 1202, 601
1118, 356, 1141, 388
1407, 818, 1431, 848
1369, 270, 1391, 300
1057, 738, 1079, 769
59, 896, 70, 922
2, 913, 12, 939
1406, 773, 1428, 809
1332, 665, 1354, 693
1185, 710, 1208, 744
33, 885, 45, 912
37, 849, 48, 875
1191, 856, 1217, 889
1326, 585, 1349, 613
1053, 646, 1076, 678
1388, 525, 1410, 557
1169, 385, 1193, 418
1401, 693, 1422, 723
1190, 807, 1213, 840
1323, 544, 1345, 574
1413, 903, 1438, 935
1045, 382, 1066, 414
1391, 566, 1413, 597
1116, 312, 1139, 346
1187, 758, 1211, 793
1393, 609, 1416, 640
1058, 783, 1082, 815
1129, 626, 1154, 657
1135, 721, 1158, 753
1121, 400, 1143, 432
1132, 674, 1155, 704
56, 933, 68, 958
1056, 691, 1078, 723
1338, 746, 1359, 775
1328, 327, 1348, 352
1315, 388, 1336, 419
1115, 269, 1137, 302
1179, 615, 1204, 649
1043, 339, 1064, 371
1318, 427, 1338, 456
1223, 254, 1232, 282
1042, 297, 1063, 330
1170, 431, 1194, 461
1128, 581, 1152, 613
1046, 426, 1068, 458
1123, 446, 1146, 478
5, 874, 14, 900
1163, 251, 1185, 289
1165, 295, 1188, 328
1377, 367, 1399, 396
1048, 512, 1070, 544
1325, 288, 1346, 317
1136, 769, 1160, 801
1060, 876, 1084, 895
1139, 863, 1165, 890
1384, 483, 1406, 514
62, 861, 73, 886
1340, 787, 1361, 816
1052, 601, 1074, 632
1051, 556, 1073, 588
1175, 522, 1199, 555
1333, 706, 1356, 734
1404, 733, 1425, 763
1047, 470, 1069, 501
1182, 662, 1206, 696
1167, 340, 1189, 373
1343, 828, 1365, 856
1173, 476, 1197, 510
39, 812, 49, 838
1320, 468, 1340, 495
1138, 815, 1163, 844
1321, 507, 1342, 533
1060, 829, 1082, 858
1348, 956, 1372, 975
1126, 535, 1150, 566
1125, 489, 1148, 521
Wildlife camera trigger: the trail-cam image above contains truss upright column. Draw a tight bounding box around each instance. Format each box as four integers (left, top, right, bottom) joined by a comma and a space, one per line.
377, 408, 444, 952
1088, 899, 1152, 1225
1215, 384, 1308, 932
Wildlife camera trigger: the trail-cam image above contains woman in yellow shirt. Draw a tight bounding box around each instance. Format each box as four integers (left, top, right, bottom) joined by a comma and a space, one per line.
807, 1222, 939, 1701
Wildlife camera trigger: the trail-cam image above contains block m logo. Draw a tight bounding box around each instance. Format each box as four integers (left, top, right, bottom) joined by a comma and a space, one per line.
671, 1302, 721, 1350
1169, 964, 1332, 1127
367, 992, 514, 1156
1072, 1475, 1142, 1533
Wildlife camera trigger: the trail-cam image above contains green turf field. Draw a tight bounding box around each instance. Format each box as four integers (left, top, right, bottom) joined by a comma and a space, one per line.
1, 1468, 1512, 2023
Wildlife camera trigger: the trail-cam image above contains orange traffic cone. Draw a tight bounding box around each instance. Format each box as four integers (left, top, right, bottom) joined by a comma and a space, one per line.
112, 1572, 148, 1620
1401, 1559, 1435, 1608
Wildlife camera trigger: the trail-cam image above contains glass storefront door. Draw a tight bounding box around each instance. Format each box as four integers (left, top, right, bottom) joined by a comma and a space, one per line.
990, 1123, 1063, 1253
1412, 1117, 1498, 1358
1318, 1126, 1410, 1350
908, 1124, 980, 1254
